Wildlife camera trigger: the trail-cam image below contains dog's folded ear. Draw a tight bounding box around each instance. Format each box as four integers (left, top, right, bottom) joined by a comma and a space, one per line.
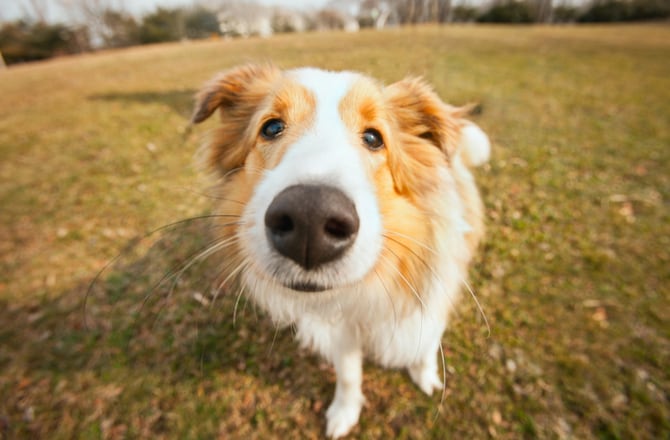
384, 77, 468, 161
384, 77, 474, 195
191, 63, 280, 173
191, 63, 280, 124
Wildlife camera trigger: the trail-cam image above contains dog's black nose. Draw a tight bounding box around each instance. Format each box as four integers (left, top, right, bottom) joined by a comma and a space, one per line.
265, 185, 359, 271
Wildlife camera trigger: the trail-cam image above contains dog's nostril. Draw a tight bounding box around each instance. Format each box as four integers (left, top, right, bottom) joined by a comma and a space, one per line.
273, 215, 294, 234
324, 217, 355, 240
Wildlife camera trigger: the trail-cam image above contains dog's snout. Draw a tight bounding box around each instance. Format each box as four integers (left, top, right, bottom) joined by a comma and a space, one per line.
265, 185, 359, 271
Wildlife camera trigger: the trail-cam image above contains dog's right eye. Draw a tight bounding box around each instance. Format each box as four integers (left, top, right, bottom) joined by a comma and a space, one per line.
362, 128, 384, 151
260, 119, 286, 140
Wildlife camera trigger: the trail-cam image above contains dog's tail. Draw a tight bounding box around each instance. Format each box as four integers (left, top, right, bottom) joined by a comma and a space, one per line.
459, 122, 491, 167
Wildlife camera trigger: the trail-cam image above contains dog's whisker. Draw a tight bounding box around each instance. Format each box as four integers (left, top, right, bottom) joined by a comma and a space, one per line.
378, 250, 426, 311
148, 236, 242, 329
221, 165, 266, 181
213, 259, 248, 311
461, 277, 491, 338
83, 214, 237, 327
383, 234, 439, 281
434, 341, 448, 420
383, 234, 461, 320
384, 231, 438, 255
377, 252, 426, 363
83, 215, 244, 330
138, 222, 243, 312
373, 268, 400, 359
209, 252, 243, 303
232, 279, 247, 327
385, 233, 489, 336
169, 185, 248, 205
266, 323, 282, 358
147, 225, 244, 330
165, 235, 239, 302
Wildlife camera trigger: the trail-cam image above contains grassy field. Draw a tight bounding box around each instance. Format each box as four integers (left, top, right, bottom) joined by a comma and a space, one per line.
1, 24, 668, 439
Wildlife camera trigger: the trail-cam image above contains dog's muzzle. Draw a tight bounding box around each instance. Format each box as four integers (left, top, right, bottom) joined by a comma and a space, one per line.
264, 184, 359, 272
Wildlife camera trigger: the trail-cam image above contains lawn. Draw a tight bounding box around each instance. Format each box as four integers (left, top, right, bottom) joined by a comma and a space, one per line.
0, 24, 668, 439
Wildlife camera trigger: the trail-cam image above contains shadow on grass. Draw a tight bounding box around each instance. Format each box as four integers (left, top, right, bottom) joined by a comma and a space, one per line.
88, 89, 197, 118
0, 216, 329, 437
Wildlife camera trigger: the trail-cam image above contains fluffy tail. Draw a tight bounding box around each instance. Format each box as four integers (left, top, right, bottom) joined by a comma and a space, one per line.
459, 123, 491, 167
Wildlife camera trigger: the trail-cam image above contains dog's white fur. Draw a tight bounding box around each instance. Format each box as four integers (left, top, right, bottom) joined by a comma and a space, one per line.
192, 65, 490, 438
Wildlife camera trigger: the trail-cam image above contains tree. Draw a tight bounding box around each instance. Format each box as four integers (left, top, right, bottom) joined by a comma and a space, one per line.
578, 0, 630, 22
60, 0, 129, 47
451, 4, 479, 22
183, 8, 220, 39
23, 0, 51, 23
532, 0, 553, 22
139, 8, 183, 44
100, 9, 140, 48
314, 9, 348, 30
387, 0, 455, 24
435, 0, 453, 23
629, 0, 670, 20
552, 4, 580, 22
478, 1, 535, 23
0, 20, 89, 64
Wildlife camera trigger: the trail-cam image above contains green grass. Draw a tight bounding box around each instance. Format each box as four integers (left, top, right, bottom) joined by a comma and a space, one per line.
1, 24, 668, 439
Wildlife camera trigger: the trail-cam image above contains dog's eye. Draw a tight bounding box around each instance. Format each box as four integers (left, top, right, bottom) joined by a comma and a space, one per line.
261, 119, 286, 140
362, 128, 384, 151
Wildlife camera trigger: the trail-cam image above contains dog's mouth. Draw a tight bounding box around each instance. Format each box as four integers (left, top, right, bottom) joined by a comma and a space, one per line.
286, 281, 330, 293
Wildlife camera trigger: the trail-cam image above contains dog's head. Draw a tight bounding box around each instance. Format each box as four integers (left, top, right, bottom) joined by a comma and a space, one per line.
192, 64, 484, 303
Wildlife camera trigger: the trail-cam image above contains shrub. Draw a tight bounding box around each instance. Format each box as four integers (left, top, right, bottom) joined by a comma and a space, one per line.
139, 8, 183, 44
0, 21, 88, 65
100, 10, 140, 48
578, 0, 631, 22
552, 5, 580, 23
629, 0, 670, 20
452, 5, 480, 22
184, 8, 220, 39
578, 0, 669, 22
477, 1, 534, 23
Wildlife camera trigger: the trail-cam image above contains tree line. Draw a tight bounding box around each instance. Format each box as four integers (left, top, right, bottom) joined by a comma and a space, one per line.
1, 0, 668, 66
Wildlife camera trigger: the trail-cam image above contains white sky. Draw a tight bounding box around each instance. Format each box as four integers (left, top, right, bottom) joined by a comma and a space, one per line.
0, 0, 330, 23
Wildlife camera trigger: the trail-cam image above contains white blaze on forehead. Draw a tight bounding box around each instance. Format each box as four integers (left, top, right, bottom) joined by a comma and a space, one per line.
283, 67, 361, 180
289, 67, 359, 116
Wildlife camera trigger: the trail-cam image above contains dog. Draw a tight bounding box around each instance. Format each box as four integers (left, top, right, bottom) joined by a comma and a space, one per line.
190, 64, 490, 438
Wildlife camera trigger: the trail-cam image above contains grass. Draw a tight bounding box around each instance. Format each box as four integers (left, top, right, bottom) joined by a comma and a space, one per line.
1, 24, 669, 439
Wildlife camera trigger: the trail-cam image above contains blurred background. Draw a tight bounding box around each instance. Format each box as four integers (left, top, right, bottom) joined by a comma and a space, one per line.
1, 0, 669, 66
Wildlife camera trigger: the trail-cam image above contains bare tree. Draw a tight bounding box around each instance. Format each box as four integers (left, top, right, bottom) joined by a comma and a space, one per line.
22, 0, 51, 22
58, 0, 130, 46
391, 0, 453, 23
359, 0, 394, 28
436, 0, 453, 22
394, 0, 418, 23
533, 0, 554, 22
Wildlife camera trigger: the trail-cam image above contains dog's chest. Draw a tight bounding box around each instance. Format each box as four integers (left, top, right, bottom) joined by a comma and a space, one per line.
293, 270, 462, 368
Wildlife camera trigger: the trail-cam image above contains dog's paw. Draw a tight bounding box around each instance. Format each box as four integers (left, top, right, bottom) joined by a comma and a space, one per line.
326, 397, 363, 438
408, 363, 443, 396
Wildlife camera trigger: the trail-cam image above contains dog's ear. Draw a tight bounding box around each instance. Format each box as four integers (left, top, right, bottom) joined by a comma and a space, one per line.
384, 77, 468, 160
384, 77, 470, 195
191, 63, 279, 124
191, 64, 281, 173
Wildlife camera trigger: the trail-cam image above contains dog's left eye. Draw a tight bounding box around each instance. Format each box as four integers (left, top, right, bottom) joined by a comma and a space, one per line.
362, 128, 384, 151
261, 119, 286, 140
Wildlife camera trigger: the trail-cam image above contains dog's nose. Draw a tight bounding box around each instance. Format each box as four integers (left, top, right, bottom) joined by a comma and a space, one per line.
265, 185, 359, 270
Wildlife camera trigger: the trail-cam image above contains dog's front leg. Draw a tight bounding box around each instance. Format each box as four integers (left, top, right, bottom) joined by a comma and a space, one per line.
325, 329, 364, 439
